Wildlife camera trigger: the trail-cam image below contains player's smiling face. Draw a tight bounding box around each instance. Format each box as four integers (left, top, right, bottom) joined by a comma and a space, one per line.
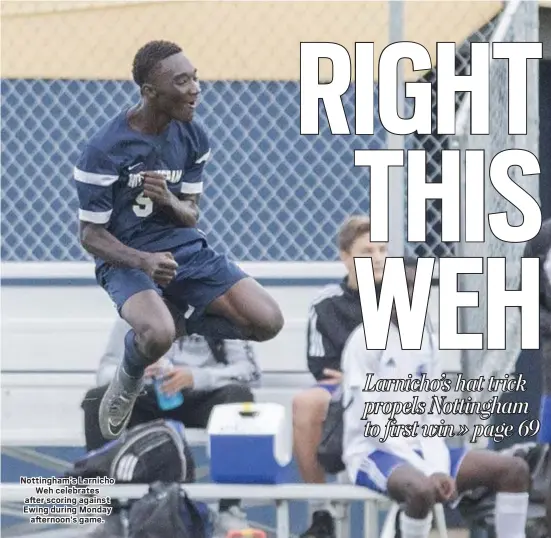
151, 53, 200, 123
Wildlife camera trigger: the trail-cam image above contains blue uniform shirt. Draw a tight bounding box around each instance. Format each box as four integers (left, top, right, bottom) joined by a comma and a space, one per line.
73, 110, 210, 268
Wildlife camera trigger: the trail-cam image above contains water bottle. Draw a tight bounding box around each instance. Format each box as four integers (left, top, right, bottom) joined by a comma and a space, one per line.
153, 358, 184, 411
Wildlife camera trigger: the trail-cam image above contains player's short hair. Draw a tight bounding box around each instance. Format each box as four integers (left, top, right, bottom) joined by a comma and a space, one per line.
338, 215, 372, 252
132, 40, 183, 86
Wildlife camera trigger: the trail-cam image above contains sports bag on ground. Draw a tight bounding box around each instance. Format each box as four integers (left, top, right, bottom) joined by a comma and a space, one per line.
67, 418, 195, 484
127, 481, 213, 538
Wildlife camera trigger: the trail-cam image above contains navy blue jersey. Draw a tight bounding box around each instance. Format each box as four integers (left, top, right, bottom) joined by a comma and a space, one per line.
73, 110, 210, 267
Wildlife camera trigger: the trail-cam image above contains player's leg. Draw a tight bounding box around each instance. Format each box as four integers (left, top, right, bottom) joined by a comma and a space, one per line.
455, 449, 530, 538
165, 242, 283, 342
120, 290, 176, 375
293, 387, 332, 483
202, 277, 284, 342
356, 454, 436, 538
97, 265, 176, 439
82, 382, 167, 450
294, 387, 335, 538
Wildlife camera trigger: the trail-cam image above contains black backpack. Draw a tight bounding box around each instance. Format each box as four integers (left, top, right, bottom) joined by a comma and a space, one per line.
68, 419, 195, 484
317, 387, 353, 475
127, 482, 212, 538
70, 420, 213, 538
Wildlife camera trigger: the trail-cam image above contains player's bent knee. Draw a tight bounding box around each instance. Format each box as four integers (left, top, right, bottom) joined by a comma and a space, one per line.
398, 479, 436, 517
293, 389, 330, 425
407, 484, 435, 516
250, 305, 284, 342
497, 456, 530, 492
292, 393, 310, 424
138, 323, 176, 359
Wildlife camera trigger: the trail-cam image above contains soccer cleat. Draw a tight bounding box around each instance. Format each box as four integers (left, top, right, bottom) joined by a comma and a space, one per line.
299, 510, 336, 538
98, 362, 144, 439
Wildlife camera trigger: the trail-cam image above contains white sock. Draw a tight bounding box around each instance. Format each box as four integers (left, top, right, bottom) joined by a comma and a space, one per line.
308, 500, 333, 518
495, 492, 529, 538
399, 511, 432, 538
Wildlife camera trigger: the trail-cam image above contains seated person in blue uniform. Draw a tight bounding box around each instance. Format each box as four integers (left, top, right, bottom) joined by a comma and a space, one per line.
73, 40, 283, 441
341, 262, 531, 538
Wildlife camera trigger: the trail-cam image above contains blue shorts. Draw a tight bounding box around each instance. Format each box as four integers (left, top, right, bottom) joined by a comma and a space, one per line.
316, 383, 340, 395
97, 239, 248, 317
355, 447, 469, 495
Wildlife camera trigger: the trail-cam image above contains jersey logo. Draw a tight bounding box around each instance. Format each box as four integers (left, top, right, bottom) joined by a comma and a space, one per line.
127, 162, 144, 172
127, 169, 183, 188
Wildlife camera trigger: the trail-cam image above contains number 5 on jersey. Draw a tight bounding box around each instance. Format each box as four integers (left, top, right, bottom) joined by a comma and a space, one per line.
133, 192, 153, 217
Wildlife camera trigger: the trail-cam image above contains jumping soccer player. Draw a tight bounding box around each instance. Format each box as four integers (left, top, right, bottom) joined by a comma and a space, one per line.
73, 40, 283, 440
523, 217, 551, 530
341, 262, 531, 538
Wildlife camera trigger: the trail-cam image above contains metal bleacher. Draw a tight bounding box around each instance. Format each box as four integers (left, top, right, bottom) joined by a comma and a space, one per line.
1, 263, 453, 537
0, 368, 452, 538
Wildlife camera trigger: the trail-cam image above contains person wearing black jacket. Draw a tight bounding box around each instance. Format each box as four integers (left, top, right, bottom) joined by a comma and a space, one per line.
292, 215, 387, 538
522, 218, 551, 532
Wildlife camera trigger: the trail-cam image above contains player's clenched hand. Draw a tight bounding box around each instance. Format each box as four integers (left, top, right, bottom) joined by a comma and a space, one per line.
429, 473, 457, 503
142, 172, 173, 207
141, 252, 178, 287
322, 368, 343, 384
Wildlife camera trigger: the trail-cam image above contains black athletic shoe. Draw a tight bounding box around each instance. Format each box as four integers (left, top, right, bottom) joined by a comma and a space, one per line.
299, 510, 336, 538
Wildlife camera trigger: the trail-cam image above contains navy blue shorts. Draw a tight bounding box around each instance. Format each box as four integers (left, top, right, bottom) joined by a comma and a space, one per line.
316, 382, 340, 395
97, 239, 248, 317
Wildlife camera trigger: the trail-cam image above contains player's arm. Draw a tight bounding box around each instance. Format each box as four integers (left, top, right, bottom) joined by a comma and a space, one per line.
80, 223, 177, 285
79, 222, 150, 269
141, 174, 200, 228
144, 127, 210, 227
74, 146, 176, 282
73, 145, 149, 268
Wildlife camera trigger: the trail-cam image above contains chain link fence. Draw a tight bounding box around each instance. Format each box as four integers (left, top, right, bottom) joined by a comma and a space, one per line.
451, 0, 540, 412
2, 1, 505, 263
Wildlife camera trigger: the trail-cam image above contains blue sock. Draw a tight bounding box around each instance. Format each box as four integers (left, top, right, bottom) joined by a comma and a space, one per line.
538, 395, 551, 443
122, 329, 150, 379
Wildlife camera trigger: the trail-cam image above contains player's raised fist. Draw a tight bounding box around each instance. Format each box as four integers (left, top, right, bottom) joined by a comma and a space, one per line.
142, 251, 178, 287
142, 172, 172, 206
